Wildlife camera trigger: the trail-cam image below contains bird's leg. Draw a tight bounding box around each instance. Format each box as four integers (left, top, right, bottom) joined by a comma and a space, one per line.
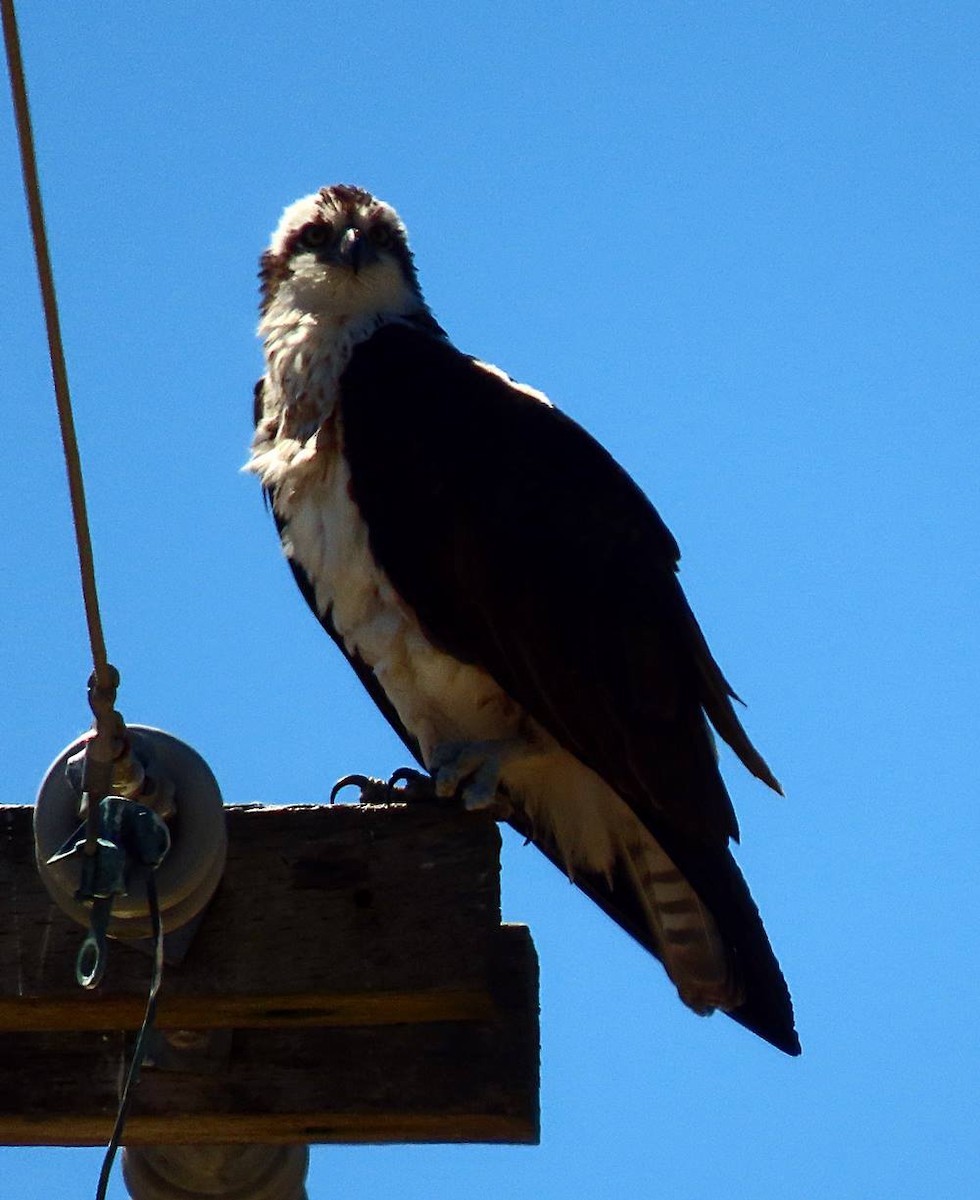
428, 738, 531, 816
331, 742, 527, 818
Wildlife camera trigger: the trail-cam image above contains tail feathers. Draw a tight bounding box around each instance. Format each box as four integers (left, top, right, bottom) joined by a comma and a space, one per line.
619, 834, 742, 1015
645, 824, 800, 1055
507, 808, 800, 1056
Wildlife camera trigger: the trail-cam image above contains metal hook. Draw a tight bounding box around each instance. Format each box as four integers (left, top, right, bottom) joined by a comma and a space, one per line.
77, 894, 114, 988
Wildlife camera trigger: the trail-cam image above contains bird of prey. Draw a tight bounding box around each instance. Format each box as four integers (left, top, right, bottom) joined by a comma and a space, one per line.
248, 184, 799, 1056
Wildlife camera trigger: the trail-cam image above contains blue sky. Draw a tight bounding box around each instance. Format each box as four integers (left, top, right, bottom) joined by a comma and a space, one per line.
2, 2, 978, 1197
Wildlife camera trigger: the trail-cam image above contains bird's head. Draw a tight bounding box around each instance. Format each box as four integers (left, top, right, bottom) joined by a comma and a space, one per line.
259, 184, 434, 332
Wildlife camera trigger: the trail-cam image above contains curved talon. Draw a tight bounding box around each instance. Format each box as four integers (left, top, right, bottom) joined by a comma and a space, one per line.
332, 768, 445, 807
381, 766, 443, 806
386, 766, 428, 791
329, 774, 372, 804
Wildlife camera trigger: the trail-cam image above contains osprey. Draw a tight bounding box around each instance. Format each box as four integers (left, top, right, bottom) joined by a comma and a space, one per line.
249, 184, 799, 1056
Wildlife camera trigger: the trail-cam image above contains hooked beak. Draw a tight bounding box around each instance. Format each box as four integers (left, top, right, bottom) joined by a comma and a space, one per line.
336, 226, 375, 275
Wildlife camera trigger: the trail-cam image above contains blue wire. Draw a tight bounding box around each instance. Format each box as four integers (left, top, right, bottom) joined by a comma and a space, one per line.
95, 872, 164, 1200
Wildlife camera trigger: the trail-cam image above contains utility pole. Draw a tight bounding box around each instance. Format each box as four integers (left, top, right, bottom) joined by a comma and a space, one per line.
0, 802, 539, 1196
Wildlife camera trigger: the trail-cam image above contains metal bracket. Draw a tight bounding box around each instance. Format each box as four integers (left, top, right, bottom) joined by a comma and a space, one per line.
35, 727, 227, 949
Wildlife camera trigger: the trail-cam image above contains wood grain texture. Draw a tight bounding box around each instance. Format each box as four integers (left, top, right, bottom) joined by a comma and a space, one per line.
0, 803, 539, 1144
1, 803, 503, 1029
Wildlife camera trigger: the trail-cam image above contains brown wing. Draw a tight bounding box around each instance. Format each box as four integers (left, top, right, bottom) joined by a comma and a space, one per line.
256, 325, 798, 1054
339, 323, 779, 845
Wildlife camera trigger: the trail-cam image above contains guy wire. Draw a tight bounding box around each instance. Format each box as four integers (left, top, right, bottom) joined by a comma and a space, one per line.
2, 0, 112, 689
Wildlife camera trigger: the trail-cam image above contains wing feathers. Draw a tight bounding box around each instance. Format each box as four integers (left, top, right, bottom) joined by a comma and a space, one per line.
255, 320, 798, 1055
686, 611, 784, 796
339, 324, 765, 844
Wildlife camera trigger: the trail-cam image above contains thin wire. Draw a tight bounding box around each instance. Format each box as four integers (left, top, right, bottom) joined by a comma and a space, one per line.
96, 871, 164, 1200
2, 0, 112, 689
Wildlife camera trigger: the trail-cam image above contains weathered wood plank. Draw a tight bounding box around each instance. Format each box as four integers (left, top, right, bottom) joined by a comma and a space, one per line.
0, 926, 538, 1145
0, 802, 539, 1144
0, 803, 503, 1030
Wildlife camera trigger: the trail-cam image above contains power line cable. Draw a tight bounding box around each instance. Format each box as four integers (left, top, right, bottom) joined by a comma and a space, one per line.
2, 0, 113, 691
2, 0, 126, 861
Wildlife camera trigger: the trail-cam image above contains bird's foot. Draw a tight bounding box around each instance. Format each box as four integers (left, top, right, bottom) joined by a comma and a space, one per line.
428, 739, 519, 817
330, 768, 441, 807
330, 745, 518, 819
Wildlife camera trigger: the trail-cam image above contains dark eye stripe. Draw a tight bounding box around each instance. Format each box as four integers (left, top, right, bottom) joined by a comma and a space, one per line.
368, 223, 394, 248
295, 222, 332, 251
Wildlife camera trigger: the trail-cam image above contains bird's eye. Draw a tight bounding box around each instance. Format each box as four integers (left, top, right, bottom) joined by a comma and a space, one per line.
368, 223, 394, 249
297, 222, 331, 250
